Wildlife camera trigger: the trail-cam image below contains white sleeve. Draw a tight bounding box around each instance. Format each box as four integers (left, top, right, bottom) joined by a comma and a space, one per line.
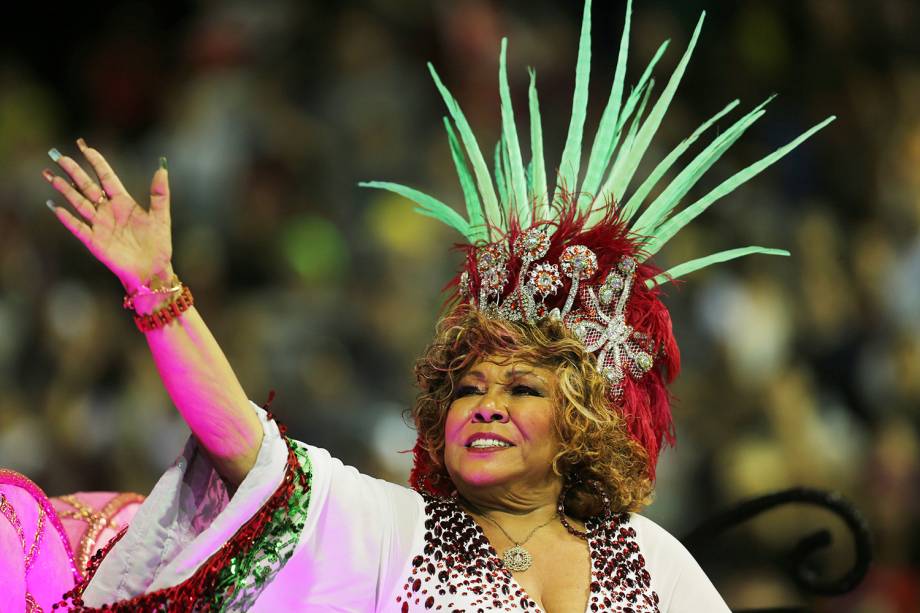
83, 401, 424, 612
271, 445, 424, 611
630, 514, 731, 613
83, 401, 285, 604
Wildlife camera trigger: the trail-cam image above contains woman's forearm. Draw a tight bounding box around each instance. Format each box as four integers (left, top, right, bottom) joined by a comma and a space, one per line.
143, 305, 263, 487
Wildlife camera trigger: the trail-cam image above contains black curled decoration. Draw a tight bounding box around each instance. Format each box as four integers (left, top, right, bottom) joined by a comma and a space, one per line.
681, 487, 872, 612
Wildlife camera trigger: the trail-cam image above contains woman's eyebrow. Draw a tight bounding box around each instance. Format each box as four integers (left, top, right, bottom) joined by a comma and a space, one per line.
461, 366, 548, 384
503, 368, 547, 385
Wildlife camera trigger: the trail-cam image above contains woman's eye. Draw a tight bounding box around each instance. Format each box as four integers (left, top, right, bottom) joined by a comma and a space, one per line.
455, 385, 483, 398
511, 385, 542, 397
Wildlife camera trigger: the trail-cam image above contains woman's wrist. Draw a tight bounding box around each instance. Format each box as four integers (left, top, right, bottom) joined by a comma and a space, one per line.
122, 264, 179, 315
120, 260, 175, 292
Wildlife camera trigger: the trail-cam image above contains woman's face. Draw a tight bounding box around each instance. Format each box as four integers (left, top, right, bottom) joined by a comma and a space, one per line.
443, 356, 561, 493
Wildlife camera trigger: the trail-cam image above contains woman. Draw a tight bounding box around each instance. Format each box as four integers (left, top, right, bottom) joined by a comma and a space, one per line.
38, 0, 832, 610
41, 147, 718, 613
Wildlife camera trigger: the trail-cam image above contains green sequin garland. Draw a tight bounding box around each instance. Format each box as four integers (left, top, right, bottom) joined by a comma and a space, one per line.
210, 440, 313, 610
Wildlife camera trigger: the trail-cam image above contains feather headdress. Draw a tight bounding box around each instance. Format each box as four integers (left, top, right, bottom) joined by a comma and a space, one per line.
361, 0, 834, 486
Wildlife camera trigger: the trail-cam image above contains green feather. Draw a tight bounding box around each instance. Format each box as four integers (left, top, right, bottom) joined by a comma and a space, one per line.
499, 38, 530, 227
526, 158, 534, 199
553, 0, 593, 203
643, 115, 837, 257
528, 68, 548, 220
647, 246, 790, 288
443, 117, 487, 242
494, 140, 508, 209
359, 181, 472, 239
613, 41, 669, 138
602, 12, 706, 207
581, 0, 632, 203
595, 78, 655, 213
630, 96, 774, 237
501, 136, 513, 220
587, 41, 669, 219
619, 99, 739, 223
428, 63, 499, 235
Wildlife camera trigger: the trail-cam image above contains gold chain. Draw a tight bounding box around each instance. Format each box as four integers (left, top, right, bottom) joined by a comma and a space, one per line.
1, 491, 46, 571
22, 504, 44, 570
0, 492, 26, 550
464, 500, 557, 547
57, 493, 143, 572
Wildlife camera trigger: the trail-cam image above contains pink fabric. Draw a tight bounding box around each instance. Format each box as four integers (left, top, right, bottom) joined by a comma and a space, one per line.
0, 469, 81, 612
0, 470, 145, 612
0, 510, 27, 612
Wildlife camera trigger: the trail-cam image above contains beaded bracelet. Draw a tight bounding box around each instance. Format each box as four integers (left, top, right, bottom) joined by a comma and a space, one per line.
131, 284, 194, 332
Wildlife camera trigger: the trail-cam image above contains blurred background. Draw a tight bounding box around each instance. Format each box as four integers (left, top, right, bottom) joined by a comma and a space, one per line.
0, 0, 917, 610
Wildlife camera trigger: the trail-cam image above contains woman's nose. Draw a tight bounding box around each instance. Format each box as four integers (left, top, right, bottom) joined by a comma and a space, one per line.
472, 396, 509, 423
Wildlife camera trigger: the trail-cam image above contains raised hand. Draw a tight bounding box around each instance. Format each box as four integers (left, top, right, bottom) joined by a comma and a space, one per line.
41, 140, 263, 486
42, 139, 174, 299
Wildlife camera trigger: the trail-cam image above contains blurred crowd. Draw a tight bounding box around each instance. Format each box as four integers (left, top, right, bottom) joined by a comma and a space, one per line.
0, 1, 917, 611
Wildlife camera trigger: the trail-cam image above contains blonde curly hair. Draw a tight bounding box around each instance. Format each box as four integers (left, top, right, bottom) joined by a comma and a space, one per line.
409, 304, 654, 517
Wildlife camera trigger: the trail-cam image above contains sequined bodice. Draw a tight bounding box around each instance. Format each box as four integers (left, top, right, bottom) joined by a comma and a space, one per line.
396, 495, 659, 612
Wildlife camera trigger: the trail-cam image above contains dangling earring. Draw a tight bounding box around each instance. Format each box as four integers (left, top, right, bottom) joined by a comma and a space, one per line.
557, 476, 612, 539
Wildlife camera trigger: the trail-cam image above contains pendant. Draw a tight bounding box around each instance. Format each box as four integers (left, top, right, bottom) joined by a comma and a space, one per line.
501, 545, 533, 572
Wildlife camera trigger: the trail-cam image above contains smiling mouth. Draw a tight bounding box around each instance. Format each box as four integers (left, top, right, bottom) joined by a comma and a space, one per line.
466, 439, 514, 450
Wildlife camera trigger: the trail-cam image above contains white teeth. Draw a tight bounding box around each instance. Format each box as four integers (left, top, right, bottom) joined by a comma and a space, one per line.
469, 439, 512, 448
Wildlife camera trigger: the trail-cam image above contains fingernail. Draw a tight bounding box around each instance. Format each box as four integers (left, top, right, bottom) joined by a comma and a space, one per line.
159, 156, 168, 170
48, 148, 62, 162
76, 138, 87, 150
42, 168, 54, 182
45, 199, 56, 212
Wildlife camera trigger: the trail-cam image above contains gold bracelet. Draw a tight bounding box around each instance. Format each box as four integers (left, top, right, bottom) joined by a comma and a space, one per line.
123, 275, 183, 311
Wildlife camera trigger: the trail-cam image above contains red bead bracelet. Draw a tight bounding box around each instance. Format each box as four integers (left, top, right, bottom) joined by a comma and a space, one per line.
132, 284, 194, 332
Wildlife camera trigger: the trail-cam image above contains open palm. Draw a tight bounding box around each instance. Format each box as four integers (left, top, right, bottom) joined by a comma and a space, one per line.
43, 139, 173, 294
